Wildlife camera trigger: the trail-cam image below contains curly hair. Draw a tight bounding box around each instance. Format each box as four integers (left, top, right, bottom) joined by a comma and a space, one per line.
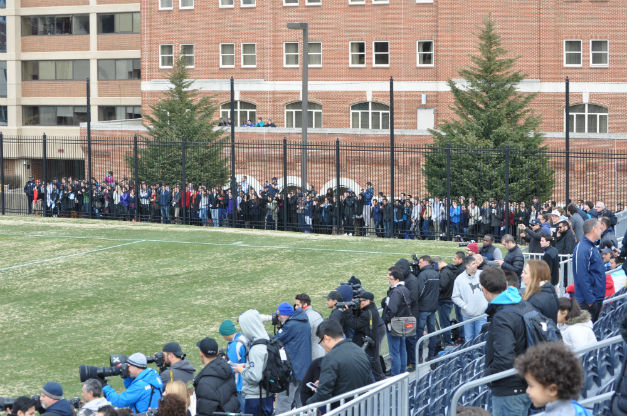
157, 394, 187, 416
514, 342, 583, 400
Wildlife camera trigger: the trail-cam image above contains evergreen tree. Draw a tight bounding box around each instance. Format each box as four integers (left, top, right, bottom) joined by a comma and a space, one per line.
423, 17, 554, 203
129, 57, 228, 188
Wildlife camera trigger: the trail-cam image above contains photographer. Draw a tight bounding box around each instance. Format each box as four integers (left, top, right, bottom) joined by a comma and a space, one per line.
342, 291, 385, 381
159, 342, 195, 387
102, 353, 163, 413
78, 379, 110, 416
40, 382, 73, 416
324, 291, 345, 325
8, 397, 36, 416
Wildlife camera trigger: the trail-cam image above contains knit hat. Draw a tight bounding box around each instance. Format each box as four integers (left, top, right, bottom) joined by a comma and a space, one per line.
324, 291, 343, 301
126, 352, 147, 369
162, 342, 184, 357
467, 242, 479, 254
219, 320, 237, 336
197, 337, 219, 356
276, 302, 294, 316
41, 382, 63, 400
359, 291, 374, 301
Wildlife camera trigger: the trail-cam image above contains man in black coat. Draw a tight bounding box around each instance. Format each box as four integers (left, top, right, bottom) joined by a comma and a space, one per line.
540, 234, 560, 286
555, 220, 576, 255
416, 255, 440, 362
437, 252, 465, 345
394, 259, 420, 371
305, 320, 371, 408
194, 337, 239, 416
494, 234, 525, 280
24, 176, 36, 214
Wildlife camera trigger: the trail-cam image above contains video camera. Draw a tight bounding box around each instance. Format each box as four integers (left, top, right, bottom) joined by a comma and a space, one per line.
410, 254, 420, 276
337, 277, 366, 311
80, 352, 166, 383
361, 336, 375, 351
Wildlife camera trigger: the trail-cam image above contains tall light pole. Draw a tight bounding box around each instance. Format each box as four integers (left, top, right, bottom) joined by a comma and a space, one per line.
287, 22, 308, 192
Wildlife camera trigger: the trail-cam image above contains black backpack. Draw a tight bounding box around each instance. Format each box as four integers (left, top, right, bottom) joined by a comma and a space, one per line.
512, 303, 562, 347
249, 338, 293, 394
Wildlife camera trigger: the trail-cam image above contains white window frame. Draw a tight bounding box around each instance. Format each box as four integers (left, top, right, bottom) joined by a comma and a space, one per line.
350, 102, 390, 129
283, 42, 299, 68
416, 40, 434, 67
220, 43, 235, 68
179, 0, 193, 9
372, 41, 389, 67
241, 43, 257, 68
348, 0, 365, 4
564, 39, 582, 67
372, 0, 389, 4
283, 0, 298, 6
349, 41, 366, 67
415, 0, 433, 3
241, 0, 256, 7
284, 102, 323, 128
308, 42, 322, 67
159, 0, 173, 10
305, 0, 321, 5
590, 39, 609, 67
219, 0, 234, 8
567, 104, 609, 134
159, 44, 174, 69
180, 44, 194, 68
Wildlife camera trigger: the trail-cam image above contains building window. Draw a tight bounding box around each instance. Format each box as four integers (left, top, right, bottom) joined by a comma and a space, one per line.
180, 0, 194, 8
0, 0, 5, 9
97, 59, 140, 80
220, 0, 234, 7
568, 104, 608, 133
373, 41, 389, 66
220, 43, 235, 67
350, 41, 365, 67
564, 40, 582, 67
98, 106, 141, 121
23, 106, 87, 126
0, 61, 6, 97
284, 42, 299, 67
241, 0, 255, 6
349, 0, 365, 4
181, 44, 194, 68
306, 0, 321, 5
284, 0, 298, 5
0, 106, 6, 126
22, 15, 89, 36
160, 45, 174, 68
309, 42, 322, 67
22, 60, 90, 81
0, 16, 5, 53
372, 0, 388, 4
220, 101, 256, 126
590, 40, 608, 67
159, 0, 173, 9
241, 43, 256, 67
417, 108, 434, 130
97, 13, 140, 34
285, 102, 322, 128
351, 102, 389, 129
417, 40, 433, 66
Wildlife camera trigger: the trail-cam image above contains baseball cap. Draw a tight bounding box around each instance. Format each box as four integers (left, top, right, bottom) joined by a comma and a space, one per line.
529, 219, 541, 226
551, 210, 561, 217
359, 291, 374, 301
162, 342, 184, 357
196, 337, 219, 356
324, 291, 343, 301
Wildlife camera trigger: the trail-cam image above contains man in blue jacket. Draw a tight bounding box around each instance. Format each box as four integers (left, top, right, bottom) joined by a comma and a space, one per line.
274, 302, 312, 413
158, 185, 171, 224
102, 353, 163, 413
572, 218, 606, 322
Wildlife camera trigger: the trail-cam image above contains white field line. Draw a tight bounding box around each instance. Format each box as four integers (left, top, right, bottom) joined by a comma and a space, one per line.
0, 232, 455, 257
0, 240, 144, 271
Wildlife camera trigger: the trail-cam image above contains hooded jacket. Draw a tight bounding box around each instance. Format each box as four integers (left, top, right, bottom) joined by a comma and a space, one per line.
302, 306, 325, 360
41, 400, 74, 416
238, 309, 270, 398
439, 262, 464, 301
103, 368, 163, 413
417, 264, 439, 312
527, 282, 559, 323
452, 270, 488, 318
395, 258, 420, 316
194, 357, 240, 416
160, 359, 196, 386
558, 310, 597, 351
573, 236, 606, 305
275, 308, 312, 381
555, 227, 576, 255
484, 287, 529, 397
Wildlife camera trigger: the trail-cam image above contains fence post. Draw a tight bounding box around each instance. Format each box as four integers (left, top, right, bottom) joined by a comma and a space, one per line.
565, 77, 570, 206
389, 76, 394, 202
282, 137, 288, 231
42, 133, 47, 217
86, 77, 93, 219
504, 143, 510, 236
181, 135, 187, 225
133, 134, 139, 222
230, 77, 237, 203
335, 138, 341, 235
0, 132, 4, 215
446, 143, 451, 241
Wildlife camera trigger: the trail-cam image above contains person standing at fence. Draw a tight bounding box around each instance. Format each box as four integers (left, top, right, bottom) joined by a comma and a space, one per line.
362, 182, 373, 236
572, 219, 606, 322
431, 197, 443, 240
24, 176, 36, 214
382, 197, 394, 238
382, 267, 412, 375
159, 184, 171, 224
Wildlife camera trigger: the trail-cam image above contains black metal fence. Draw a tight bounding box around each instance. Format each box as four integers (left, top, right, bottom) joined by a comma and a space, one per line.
1, 133, 626, 240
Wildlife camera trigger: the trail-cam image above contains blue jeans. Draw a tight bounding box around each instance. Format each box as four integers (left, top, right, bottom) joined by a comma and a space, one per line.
384, 220, 393, 238
386, 332, 406, 375
462, 314, 487, 342
438, 301, 454, 344
200, 207, 208, 225
244, 396, 274, 416
491, 393, 531, 416
160, 206, 170, 223
454, 304, 465, 341
416, 311, 437, 361
421, 219, 431, 238
210, 208, 219, 226
237, 392, 245, 414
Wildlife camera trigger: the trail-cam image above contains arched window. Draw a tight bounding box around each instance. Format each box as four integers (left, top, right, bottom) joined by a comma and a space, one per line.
220, 101, 256, 126
285, 102, 322, 128
568, 104, 608, 133
351, 102, 389, 129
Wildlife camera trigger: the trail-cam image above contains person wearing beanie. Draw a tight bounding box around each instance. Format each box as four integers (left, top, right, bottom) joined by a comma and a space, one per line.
159, 341, 196, 387
40, 382, 73, 416
273, 301, 312, 414
102, 352, 163, 413
219, 319, 248, 411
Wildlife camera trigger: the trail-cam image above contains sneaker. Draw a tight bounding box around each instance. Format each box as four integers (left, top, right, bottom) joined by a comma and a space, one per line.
406, 364, 415, 372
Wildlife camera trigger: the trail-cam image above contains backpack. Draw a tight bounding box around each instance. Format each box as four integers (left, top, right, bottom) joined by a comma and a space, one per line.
511, 303, 562, 347
249, 338, 293, 394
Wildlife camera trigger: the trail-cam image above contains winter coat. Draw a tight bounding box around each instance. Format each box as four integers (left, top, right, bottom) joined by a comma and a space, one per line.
556, 227, 576, 255
558, 310, 597, 350
600, 228, 618, 249
439, 262, 464, 301
103, 368, 163, 413
305, 340, 371, 406
274, 308, 312, 381
480, 245, 503, 264
160, 359, 196, 386
527, 282, 559, 323
452, 270, 488, 318
501, 245, 525, 278
396, 258, 420, 316
543, 245, 560, 286
238, 309, 270, 398
382, 283, 412, 325
573, 236, 606, 305
417, 264, 440, 312
303, 306, 325, 360
525, 227, 544, 254
570, 212, 585, 242
225, 332, 247, 392
194, 358, 240, 416
40, 400, 74, 416
382, 203, 394, 222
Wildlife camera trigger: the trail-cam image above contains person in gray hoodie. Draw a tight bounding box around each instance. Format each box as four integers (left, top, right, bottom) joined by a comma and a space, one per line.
452, 255, 488, 342
159, 342, 196, 387
231, 309, 273, 416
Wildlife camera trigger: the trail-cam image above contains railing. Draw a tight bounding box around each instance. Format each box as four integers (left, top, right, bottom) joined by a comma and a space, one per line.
278, 372, 410, 416
448, 334, 625, 415
523, 252, 573, 289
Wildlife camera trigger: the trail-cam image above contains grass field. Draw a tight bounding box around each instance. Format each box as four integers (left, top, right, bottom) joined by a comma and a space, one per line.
0, 216, 465, 399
